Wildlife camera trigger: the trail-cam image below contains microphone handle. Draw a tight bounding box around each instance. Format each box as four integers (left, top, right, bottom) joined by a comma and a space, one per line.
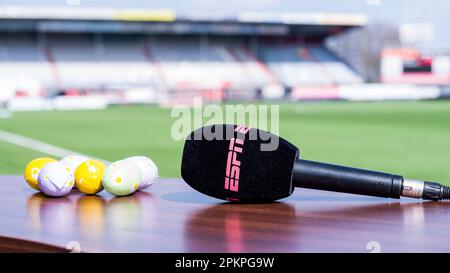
292, 159, 450, 201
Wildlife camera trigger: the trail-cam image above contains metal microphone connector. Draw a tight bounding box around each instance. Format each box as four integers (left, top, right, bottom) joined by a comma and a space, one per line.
402, 178, 450, 201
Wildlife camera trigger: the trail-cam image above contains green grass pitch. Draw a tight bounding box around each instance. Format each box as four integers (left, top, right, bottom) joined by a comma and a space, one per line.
0, 101, 449, 186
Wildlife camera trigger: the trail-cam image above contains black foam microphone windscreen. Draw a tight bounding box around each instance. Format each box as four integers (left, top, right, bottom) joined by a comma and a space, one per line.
181, 124, 298, 202
181, 124, 450, 202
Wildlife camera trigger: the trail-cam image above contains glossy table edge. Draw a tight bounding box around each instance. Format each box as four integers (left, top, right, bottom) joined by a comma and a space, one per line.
1, 176, 450, 253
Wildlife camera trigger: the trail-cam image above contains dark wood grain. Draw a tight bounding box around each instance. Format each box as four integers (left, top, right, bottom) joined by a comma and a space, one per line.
0, 236, 67, 253
0, 175, 449, 252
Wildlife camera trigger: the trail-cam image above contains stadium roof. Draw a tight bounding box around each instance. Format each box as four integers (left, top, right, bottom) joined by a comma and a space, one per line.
0, 6, 367, 25
0, 6, 367, 37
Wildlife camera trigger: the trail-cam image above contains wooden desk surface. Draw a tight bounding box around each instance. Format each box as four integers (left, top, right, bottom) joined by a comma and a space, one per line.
0, 175, 449, 253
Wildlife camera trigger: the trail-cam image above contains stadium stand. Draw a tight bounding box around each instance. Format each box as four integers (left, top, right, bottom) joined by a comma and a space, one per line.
0, 34, 54, 90
0, 34, 362, 91
47, 34, 159, 89
0, 6, 371, 106
260, 43, 362, 87
149, 36, 272, 91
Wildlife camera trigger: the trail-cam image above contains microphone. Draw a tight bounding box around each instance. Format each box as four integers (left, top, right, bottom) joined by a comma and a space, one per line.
181, 124, 450, 203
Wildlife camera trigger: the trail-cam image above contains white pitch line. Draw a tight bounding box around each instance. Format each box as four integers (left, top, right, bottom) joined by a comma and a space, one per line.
0, 130, 110, 164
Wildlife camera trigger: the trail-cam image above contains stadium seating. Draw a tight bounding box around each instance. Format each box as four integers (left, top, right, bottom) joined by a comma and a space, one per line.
48, 34, 158, 88
0, 34, 54, 89
150, 36, 271, 90
0, 34, 362, 94
260, 44, 362, 86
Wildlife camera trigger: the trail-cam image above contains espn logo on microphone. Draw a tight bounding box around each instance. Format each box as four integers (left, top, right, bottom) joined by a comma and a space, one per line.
224, 126, 250, 192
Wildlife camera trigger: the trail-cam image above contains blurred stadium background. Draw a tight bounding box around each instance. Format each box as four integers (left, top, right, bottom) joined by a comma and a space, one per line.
0, 1, 449, 184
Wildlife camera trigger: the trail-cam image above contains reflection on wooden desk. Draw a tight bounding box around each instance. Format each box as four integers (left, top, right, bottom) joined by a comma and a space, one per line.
0, 176, 449, 252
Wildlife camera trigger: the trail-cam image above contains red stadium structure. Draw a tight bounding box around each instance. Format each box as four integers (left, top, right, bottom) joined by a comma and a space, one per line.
381, 48, 450, 86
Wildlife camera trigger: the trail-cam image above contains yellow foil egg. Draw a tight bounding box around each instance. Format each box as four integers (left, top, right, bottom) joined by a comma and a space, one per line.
75, 160, 106, 195
24, 157, 58, 190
